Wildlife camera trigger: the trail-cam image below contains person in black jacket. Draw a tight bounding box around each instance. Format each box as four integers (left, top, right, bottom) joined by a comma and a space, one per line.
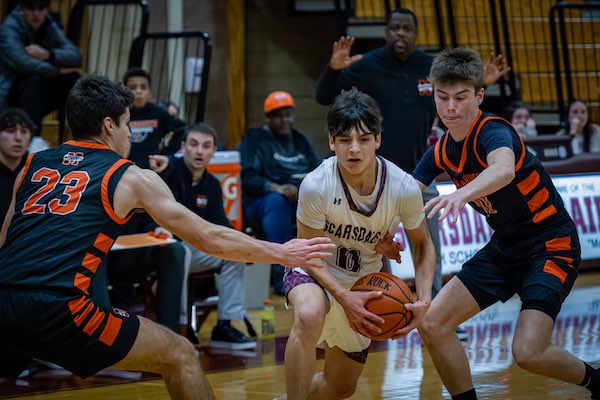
0, 0, 82, 150
149, 123, 257, 350
0, 108, 32, 226
240, 91, 322, 295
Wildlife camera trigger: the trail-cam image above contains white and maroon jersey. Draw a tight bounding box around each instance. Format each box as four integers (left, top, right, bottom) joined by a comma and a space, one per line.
297, 156, 424, 287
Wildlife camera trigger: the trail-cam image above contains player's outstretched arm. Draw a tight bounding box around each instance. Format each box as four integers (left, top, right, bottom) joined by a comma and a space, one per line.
423, 147, 515, 223
297, 220, 385, 337
113, 166, 334, 268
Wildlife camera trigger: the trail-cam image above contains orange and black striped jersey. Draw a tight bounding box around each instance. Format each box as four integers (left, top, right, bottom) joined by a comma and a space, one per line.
413, 111, 571, 238
0, 140, 134, 293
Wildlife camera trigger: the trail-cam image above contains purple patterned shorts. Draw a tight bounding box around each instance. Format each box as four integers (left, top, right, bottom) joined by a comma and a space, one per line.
283, 269, 370, 364
283, 269, 318, 295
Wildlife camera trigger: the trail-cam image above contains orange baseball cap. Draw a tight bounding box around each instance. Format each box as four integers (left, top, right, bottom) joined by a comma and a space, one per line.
264, 91, 295, 114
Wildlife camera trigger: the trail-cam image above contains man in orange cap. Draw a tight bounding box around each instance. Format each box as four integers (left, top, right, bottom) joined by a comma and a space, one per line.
240, 91, 322, 295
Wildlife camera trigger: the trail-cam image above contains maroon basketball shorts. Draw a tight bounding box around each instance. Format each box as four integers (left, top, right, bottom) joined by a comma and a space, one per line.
284, 269, 370, 364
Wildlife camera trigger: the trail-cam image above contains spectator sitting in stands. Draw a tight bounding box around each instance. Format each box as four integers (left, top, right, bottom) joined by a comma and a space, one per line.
149, 123, 256, 349
0, 108, 33, 222
123, 67, 187, 167
505, 101, 537, 138
0, 0, 82, 152
240, 91, 322, 295
0, 107, 35, 378
555, 98, 600, 154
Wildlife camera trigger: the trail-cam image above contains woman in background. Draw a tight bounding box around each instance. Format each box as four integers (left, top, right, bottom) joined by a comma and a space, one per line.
556, 98, 600, 154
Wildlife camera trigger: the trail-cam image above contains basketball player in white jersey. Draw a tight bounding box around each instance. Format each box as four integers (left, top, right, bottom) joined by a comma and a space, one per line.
277, 88, 436, 400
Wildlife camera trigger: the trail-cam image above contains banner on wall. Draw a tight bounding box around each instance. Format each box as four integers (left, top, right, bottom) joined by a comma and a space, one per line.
391, 173, 600, 280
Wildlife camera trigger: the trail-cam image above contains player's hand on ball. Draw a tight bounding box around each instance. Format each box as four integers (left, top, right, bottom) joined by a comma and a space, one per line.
340, 290, 385, 337
375, 232, 403, 263
391, 299, 430, 338
280, 237, 335, 269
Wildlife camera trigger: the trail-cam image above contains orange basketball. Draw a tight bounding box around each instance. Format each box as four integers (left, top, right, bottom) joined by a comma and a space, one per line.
350, 272, 413, 340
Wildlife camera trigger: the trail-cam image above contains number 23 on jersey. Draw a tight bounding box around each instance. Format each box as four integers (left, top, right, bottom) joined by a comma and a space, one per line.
22, 168, 90, 216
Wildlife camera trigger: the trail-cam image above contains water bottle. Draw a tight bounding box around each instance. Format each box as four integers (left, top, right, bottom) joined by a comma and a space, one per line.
261, 299, 275, 339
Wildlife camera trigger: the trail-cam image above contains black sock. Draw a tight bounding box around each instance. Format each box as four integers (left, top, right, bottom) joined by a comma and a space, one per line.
452, 388, 477, 400
217, 319, 231, 327
579, 363, 600, 397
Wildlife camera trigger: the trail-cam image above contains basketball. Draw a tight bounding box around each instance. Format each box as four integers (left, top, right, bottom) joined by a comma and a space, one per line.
351, 272, 413, 340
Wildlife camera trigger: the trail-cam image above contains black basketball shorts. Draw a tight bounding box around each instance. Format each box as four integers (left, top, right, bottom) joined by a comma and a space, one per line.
456, 220, 581, 320
0, 289, 139, 378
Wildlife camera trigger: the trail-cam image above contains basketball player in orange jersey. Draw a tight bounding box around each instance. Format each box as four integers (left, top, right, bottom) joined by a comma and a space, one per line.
277, 88, 436, 400
0, 75, 335, 400
413, 47, 600, 400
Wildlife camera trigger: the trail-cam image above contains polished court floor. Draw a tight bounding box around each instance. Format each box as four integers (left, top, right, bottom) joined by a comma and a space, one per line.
1, 271, 599, 399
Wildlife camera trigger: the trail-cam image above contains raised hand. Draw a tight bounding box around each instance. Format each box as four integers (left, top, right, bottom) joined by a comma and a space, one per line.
569, 117, 582, 135
339, 290, 385, 337
483, 53, 511, 86
329, 36, 363, 70
280, 237, 335, 269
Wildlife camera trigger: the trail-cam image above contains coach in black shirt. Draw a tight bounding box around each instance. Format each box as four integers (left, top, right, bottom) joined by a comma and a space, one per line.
150, 123, 256, 350
0, 108, 33, 222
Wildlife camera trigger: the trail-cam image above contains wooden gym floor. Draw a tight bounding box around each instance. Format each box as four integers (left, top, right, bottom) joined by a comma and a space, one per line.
1, 270, 600, 399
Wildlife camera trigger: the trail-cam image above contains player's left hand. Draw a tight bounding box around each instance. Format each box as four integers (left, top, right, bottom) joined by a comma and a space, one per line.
390, 299, 430, 338
375, 232, 403, 263
280, 237, 335, 269
483, 53, 511, 86
340, 290, 385, 337
423, 191, 468, 224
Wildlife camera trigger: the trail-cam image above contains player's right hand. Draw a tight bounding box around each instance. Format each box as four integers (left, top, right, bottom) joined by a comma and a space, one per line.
392, 299, 430, 338
329, 36, 363, 70
148, 154, 169, 173
340, 290, 385, 337
280, 237, 335, 269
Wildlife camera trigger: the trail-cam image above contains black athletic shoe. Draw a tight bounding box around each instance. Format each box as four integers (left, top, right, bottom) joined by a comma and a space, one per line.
210, 324, 257, 350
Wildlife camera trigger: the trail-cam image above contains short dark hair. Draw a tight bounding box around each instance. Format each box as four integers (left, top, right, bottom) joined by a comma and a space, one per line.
0, 108, 37, 133
505, 100, 529, 121
122, 67, 152, 87
429, 47, 484, 91
386, 7, 418, 29
183, 122, 217, 144
20, 0, 50, 9
327, 88, 382, 138
66, 74, 134, 140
